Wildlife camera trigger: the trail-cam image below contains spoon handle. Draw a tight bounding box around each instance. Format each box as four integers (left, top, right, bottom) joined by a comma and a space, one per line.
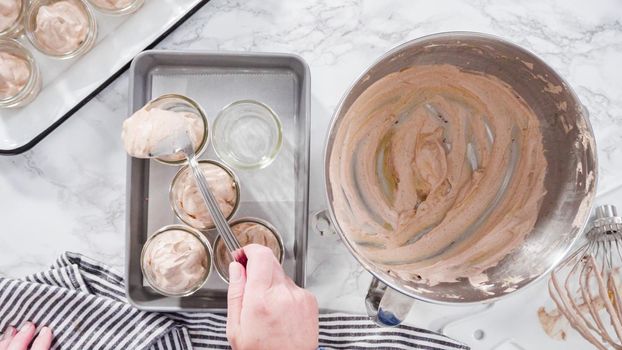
188, 156, 247, 267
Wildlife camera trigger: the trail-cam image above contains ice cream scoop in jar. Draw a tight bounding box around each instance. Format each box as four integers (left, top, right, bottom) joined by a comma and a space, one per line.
122, 94, 209, 165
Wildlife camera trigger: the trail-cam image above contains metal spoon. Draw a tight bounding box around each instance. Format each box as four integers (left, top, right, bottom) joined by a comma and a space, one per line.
150, 129, 248, 266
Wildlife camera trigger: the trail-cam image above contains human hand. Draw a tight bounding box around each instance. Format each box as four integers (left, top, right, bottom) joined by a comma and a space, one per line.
226, 244, 319, 350
0, 322, 52, 350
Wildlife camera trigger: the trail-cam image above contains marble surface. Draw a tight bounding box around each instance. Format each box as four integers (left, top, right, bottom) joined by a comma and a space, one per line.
1, 0, 622, 348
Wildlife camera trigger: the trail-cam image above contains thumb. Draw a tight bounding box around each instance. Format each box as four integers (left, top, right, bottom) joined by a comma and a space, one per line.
226, 261, 247, 331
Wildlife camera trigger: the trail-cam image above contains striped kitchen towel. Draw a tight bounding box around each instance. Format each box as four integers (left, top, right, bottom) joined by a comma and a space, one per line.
0, 252, 469, 350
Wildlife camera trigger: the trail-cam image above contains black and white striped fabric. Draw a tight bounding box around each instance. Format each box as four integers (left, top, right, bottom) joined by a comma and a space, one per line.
0, 252, 469, 350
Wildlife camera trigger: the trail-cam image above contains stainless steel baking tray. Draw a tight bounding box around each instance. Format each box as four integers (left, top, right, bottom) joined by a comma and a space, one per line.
125, 50, 310, 311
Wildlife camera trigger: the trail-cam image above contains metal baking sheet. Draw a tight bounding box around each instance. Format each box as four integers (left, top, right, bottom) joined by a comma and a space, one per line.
125, 50, 310, 311
0, 0, 210, 155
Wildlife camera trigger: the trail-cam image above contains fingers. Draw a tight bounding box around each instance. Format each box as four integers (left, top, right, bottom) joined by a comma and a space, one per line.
0, 326, 17, 349
7, 322, 35, 350
243, 244, 276, 291
226, 261, 247, 335
31, 327, 52, 350
0, 324, 52, 350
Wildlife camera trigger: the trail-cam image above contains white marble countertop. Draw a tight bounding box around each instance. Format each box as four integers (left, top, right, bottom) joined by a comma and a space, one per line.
1, 0, 622, 349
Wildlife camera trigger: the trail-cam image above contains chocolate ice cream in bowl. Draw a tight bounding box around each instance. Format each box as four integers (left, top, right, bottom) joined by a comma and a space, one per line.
141, 224, 212, 297
169, 159, 241, 230
122, 94, 209, 166
25, 0, 97, 59
86, 0, 143, 15
213, 218, 284, 283
319, 32, 597, 326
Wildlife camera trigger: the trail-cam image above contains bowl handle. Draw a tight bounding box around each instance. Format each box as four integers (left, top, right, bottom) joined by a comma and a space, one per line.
311, 209, 337, 236
365, 277, 414, 327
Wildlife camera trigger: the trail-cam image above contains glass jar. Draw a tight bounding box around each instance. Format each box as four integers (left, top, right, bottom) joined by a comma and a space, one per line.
25, 0, 97, 59
212, 218, 284, 283
0, 39, 41, 108
0, 0, 25, 38
141, 224, 212, 297
169, 159, 241, 230
143, 94, 209, 166
212, 100, 283, 170
86, 0, 143, 16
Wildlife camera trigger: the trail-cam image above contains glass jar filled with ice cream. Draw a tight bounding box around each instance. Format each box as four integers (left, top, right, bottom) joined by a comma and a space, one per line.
141, 224, 212, 297
86, 0, 143, 16
213, 218, 284, 283
0, 39, 41, 108
122, 94, 209, 166
25, 0, 97, 59
0, 0, 25, 38
169, 159, 241, 230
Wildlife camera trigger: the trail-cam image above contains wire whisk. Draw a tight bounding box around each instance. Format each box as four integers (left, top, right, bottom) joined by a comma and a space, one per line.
548, 205, 622, 349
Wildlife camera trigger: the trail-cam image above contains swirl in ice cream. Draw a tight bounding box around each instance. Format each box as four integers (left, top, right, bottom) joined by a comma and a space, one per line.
34, 1, 89, 55
0, 0, 21, 33
328, 64, 547, 286
142, 229, 209, 295
215, 221, 282, 280
121, 104, 204, 162
0, 52, 29, 99
90, 0, 134, 10
172, 162, 238, 229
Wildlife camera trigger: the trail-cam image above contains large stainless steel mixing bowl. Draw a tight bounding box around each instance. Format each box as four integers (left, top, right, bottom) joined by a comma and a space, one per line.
319, 32, 597, 326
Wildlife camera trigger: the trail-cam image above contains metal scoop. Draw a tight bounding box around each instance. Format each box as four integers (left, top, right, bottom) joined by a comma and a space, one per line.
150, 128, 248, 266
